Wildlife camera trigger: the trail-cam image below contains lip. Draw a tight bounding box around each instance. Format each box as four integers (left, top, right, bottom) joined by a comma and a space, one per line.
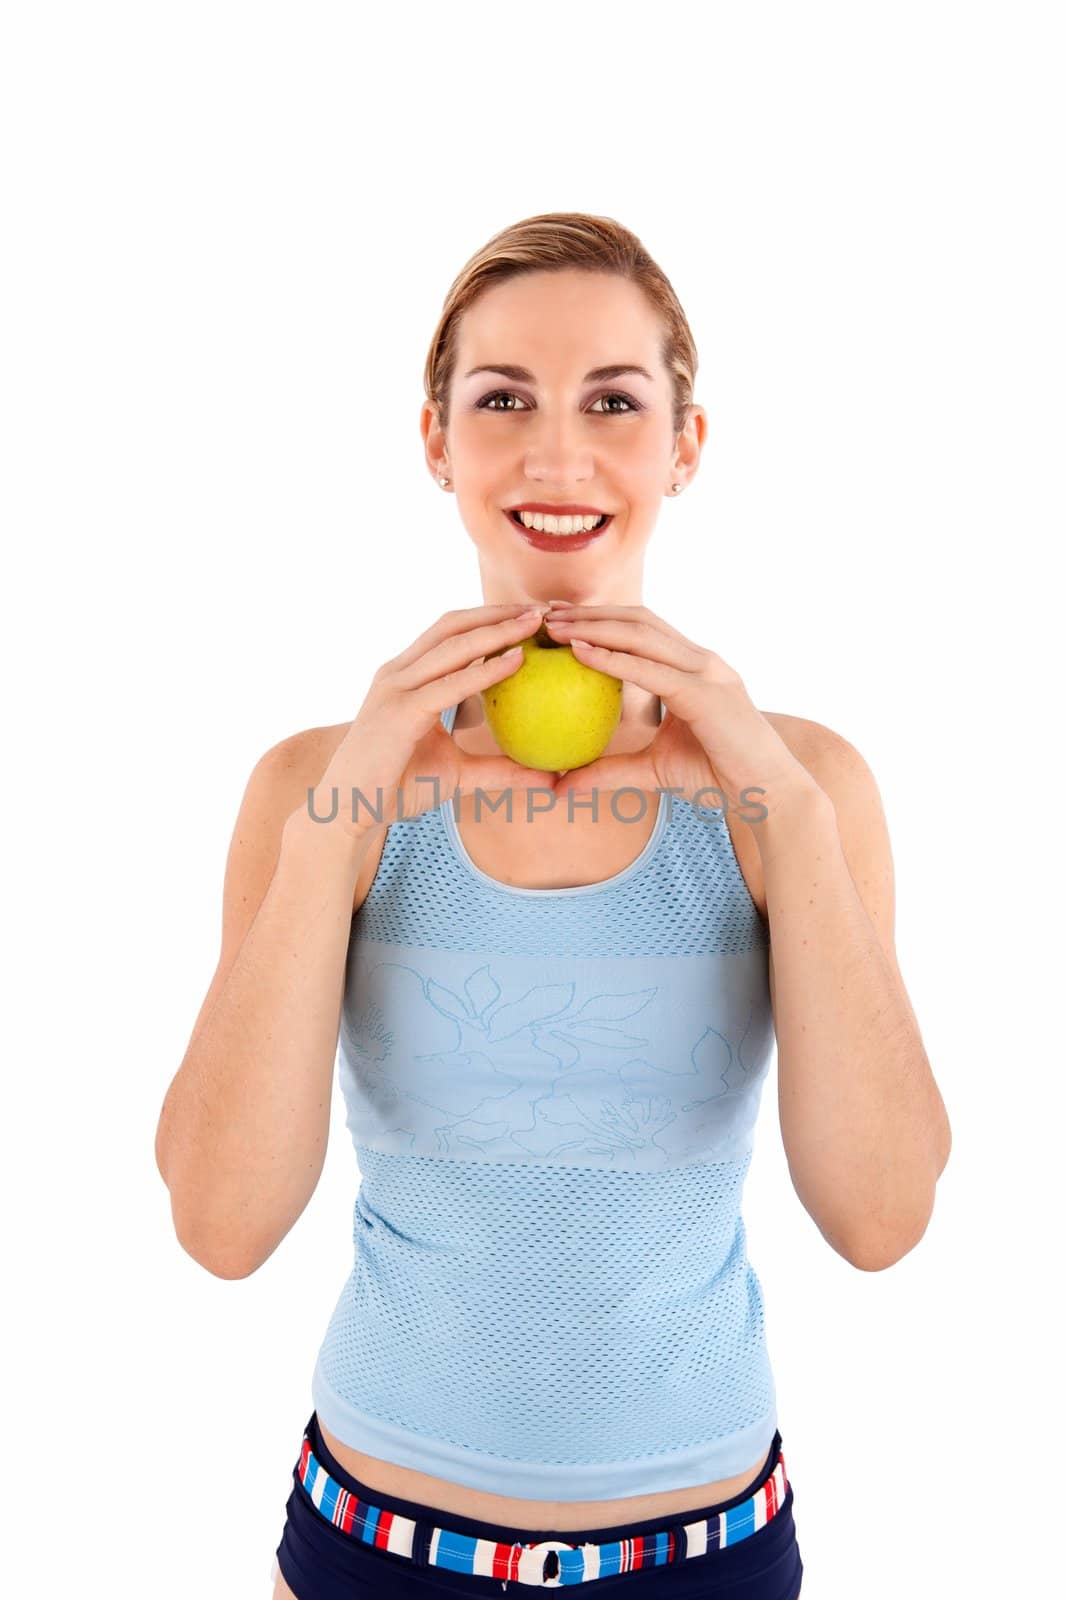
504, 507, 613, 553
507, 503, 609, 516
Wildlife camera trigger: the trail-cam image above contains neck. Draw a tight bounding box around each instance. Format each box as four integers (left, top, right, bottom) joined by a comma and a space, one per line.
475, 552, 647, 612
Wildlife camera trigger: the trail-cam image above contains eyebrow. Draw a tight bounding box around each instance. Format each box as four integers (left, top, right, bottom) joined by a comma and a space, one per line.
462, 363, 656, 385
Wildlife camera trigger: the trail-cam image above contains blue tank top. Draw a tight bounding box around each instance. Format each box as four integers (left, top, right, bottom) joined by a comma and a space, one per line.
311, 697, 779, 1499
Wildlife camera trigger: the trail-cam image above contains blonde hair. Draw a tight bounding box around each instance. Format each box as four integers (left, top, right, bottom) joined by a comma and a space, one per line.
423, 212, 698, 441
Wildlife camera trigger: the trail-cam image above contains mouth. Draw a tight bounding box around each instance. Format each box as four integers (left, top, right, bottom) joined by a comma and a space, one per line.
505, 507, 613, 552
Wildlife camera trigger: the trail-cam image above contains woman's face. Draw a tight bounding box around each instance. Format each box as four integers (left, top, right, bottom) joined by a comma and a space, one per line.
422, 269, 704, 603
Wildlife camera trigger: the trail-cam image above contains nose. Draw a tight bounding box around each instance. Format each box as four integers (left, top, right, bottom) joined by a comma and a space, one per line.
522, 409, 595, 488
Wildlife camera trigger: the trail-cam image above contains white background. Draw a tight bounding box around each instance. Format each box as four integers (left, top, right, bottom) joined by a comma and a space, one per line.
3, 2, 1064, 1594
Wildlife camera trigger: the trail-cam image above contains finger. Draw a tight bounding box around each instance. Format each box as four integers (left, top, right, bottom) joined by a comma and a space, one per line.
389, 603, 542, 673
429, 639, 541, 715
565, 637, 694, 701
547, 606, 705, 653
546, 615, 704, 672
558, 749, 658, 797
456, 752, 559, 792
396, 609, 545, 694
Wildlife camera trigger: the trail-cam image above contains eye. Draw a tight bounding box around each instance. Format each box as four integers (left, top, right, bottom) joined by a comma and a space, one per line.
476, 389, 643, 414
477, 390, 530, 411
590, 391, 642, 414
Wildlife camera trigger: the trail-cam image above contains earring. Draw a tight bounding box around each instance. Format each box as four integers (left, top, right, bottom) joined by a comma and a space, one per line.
671, 483, 682, 494
438, 476, 450, 488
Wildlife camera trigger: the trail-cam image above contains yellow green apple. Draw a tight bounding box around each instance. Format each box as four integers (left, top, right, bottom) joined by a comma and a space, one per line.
480, 621, 623, 771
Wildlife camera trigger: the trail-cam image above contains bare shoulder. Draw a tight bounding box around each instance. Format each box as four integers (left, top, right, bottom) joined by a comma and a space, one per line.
269, 719, 352, 766
272, 721, 390, 916
724, 712, 840, 922
760, 709, 841, 769
225, 720, 357, 907
759, 709, 880, 807
227, 722, 355, 850
258, 720, 353, 796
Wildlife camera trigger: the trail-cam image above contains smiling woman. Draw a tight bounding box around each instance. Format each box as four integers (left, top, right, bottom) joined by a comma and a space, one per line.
257, 216, 816, 1598
153, 211, 949, 1600
420, 227, 704, 653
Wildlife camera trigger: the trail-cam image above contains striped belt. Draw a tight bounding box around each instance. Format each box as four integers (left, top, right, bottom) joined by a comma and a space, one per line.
294, 1428, 790, 1587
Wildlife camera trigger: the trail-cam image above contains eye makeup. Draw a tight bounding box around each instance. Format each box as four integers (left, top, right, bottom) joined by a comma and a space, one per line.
473, 389, 645, 414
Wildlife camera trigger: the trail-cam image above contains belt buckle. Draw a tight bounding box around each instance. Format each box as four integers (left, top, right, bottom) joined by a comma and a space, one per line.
516, 1538, 579, 1587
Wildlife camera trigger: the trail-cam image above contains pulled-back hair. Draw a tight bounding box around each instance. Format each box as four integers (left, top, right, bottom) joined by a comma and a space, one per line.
423, 213, 698, 440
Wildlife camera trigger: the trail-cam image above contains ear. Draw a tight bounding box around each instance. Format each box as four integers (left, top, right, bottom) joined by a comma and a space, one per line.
421, 400, 448, 482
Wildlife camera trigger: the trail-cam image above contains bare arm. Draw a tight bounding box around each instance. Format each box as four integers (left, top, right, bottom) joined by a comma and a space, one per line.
155, 603, 559, 1279
154, 729, 370, 1278
763, 727, 952, 1271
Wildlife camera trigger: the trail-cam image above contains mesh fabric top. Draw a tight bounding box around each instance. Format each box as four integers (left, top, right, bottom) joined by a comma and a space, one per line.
311, 699, 779, 1498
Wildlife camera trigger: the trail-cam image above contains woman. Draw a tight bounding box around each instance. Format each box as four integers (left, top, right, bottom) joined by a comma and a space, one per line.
155, 213, 950, 1597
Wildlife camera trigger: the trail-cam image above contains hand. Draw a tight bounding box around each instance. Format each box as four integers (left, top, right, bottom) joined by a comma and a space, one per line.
543, 603, 822, 821
312, 603, 558, 839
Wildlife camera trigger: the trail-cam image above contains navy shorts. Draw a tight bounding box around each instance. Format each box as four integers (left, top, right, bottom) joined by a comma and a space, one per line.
273, 1410, 803, 1596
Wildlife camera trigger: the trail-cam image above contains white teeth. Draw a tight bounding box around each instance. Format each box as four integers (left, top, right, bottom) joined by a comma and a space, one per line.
513, 510, 606, 534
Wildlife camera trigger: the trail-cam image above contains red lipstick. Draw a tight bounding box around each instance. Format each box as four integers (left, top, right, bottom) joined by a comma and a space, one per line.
504, 507, 613, 553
